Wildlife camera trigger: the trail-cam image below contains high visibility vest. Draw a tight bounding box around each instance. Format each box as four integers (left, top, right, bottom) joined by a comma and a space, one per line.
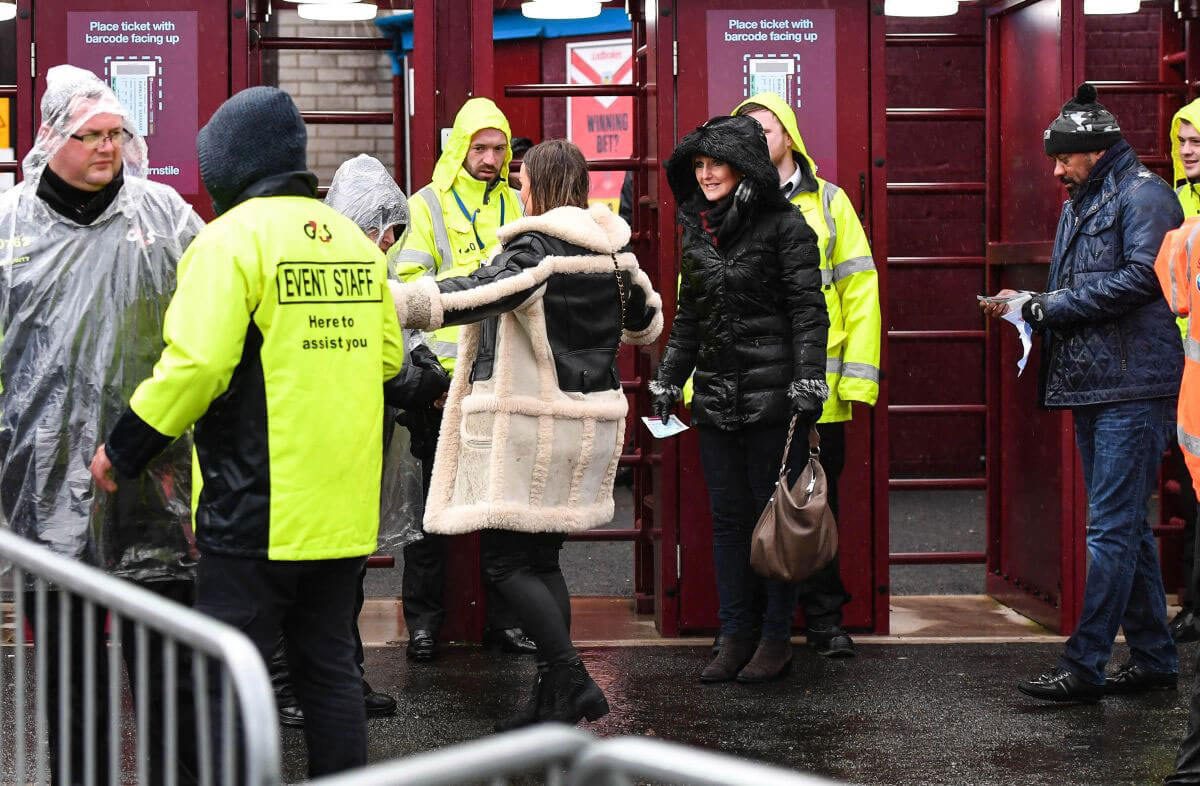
391, 177, 522, 373
1155, 216, 1200, 496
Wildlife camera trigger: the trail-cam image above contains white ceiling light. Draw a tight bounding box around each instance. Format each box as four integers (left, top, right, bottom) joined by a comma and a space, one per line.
884, 0, 958, 16
1084, 0, 1140, 13
521, 1, 602, 20
0, 3, 16, 21
297, 2, 378, 20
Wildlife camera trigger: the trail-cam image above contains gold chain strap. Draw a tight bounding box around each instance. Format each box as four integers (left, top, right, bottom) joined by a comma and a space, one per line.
612, 253, 628, 326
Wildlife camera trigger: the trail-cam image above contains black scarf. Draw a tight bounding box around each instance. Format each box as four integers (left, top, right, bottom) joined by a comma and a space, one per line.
698, 192, 736, 247
1070, 139, 1130, 204
38, 165, 125, 225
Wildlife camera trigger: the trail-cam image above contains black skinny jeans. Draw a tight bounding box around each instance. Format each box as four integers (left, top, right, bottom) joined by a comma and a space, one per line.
480, 530, 573, 665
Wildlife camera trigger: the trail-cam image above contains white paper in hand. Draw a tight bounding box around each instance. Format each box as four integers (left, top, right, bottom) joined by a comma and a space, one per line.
641, 415, 689, 439
1001, 308, 1034, 376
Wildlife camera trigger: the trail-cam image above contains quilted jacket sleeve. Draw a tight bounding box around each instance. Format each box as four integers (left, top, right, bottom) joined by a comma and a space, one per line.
1041, 180, 1184, 327
776, 208, 829, 382
654, 232, 702, 390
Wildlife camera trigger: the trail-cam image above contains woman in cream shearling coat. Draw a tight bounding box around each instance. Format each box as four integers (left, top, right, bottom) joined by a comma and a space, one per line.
391, 140, 661, 729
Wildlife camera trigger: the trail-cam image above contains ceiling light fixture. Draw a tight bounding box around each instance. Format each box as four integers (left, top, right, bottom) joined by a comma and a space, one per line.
521, 1, 603, 20
297, 2, 378, 21
1083, 0, 1140, 13
884, 0, 958, 16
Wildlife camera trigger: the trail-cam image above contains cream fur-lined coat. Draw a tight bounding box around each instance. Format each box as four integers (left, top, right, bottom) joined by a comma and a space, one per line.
391, 204, 662, 535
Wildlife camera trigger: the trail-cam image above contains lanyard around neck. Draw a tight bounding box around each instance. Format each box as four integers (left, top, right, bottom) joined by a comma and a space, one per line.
450, 185, 504, 251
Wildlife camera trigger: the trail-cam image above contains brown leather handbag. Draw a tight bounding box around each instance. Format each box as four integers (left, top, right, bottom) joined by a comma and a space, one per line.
750, 415, 838, 583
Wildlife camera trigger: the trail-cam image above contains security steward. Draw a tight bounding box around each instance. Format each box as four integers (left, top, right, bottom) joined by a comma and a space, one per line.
391, 97, 535, 661
733, 93, 881, 658
90, 87, 406, 777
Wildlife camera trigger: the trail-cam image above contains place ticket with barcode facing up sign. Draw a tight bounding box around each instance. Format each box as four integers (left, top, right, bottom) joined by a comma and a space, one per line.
641, 415, 690, 439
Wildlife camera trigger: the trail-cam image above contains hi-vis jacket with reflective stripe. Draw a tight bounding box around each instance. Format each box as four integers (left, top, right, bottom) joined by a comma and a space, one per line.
391, 98, 523, 373
732, 93, 880, 423
1157, 216, 1200, 496
105, 185, 406, 561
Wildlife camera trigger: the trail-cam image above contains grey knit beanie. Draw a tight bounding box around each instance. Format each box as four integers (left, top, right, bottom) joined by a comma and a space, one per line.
197, 86, 308, 215
1044, 83, 1123, 155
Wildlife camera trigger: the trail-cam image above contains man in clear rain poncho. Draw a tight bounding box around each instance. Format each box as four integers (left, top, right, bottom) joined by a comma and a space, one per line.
0, 65, 203, 783
267, 153, 448, 730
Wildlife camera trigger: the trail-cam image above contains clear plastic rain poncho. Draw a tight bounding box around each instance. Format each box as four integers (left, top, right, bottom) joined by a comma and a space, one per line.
325, 154, 422, 550
0, 65, 203, 581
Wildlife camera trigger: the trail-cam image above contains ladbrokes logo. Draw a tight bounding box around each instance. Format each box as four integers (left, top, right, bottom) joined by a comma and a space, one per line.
277, 261, 379, 304
303, 220, 333, 243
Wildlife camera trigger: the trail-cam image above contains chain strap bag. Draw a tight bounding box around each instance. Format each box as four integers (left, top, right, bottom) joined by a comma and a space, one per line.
750, 415, 838, 583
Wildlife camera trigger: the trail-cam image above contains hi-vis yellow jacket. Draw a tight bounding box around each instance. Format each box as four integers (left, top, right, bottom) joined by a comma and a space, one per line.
106, 192, 406, 561
1172, 100, 1200, 341
391, 98, 523, 373
731, 92, 881, 423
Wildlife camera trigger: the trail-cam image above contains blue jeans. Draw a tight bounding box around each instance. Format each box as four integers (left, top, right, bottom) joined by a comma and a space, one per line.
697, 423, 803, 641
1061, 397, 1178, 685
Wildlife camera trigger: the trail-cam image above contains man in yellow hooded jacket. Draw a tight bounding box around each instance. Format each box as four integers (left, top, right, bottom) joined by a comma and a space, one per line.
1165, 99, 1200, 647
733, 93, 881, 658
391, 97, 533, 661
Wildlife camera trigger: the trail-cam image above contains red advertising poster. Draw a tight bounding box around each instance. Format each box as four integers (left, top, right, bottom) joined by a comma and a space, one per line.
566, 38, 633, 212
67, 11, 199, 196
705, 9, 837, 183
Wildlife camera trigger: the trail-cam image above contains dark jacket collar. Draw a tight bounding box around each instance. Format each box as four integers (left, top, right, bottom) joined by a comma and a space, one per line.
1071, 140, 1135, 206
37, 164, 125, 226
222, 171, 318, 215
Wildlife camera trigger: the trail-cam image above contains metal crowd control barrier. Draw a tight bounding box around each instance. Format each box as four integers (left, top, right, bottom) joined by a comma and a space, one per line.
0, 527, 280, 786
309, 724, 837, 786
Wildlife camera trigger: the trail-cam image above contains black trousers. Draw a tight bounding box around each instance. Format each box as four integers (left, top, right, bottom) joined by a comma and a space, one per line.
797, 421, 853, 629
22, 579, 198, 786
401, 406, 519, 635
1170, 646, 1200, 783
270, 563, 370, 705
480, 530, 574, 664
194, 554, 367, 779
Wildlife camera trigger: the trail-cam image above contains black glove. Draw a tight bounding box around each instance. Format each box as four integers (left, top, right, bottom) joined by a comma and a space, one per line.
409, 344, 450, 404
1020, 292, 1049, 326
787, 380, 827, 426
649, 380, 681, 425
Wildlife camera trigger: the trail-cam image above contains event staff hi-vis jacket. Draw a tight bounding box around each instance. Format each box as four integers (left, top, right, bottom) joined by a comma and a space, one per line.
1156, 216, 1200, 495
731, 93, 880, 423
105, 184, 406, 561
1171, 99, 1200, 340
392, 98, 523, 373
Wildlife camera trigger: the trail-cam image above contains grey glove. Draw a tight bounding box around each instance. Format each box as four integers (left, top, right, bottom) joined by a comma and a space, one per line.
649, 379, 681, 425
788, 379, 829, 426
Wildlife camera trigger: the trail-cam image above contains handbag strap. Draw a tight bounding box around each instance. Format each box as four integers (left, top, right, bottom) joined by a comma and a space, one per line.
777, 415, 823, 477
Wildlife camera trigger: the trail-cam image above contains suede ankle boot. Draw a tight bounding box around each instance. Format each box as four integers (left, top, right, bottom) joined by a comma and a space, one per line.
495, 664, 548, 732
540, 660, 609, 725
699, 636, 756, 683
736, 639, 793, 683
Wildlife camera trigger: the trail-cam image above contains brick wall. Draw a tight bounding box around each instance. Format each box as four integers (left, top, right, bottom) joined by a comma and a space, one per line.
271, 9, 396, 186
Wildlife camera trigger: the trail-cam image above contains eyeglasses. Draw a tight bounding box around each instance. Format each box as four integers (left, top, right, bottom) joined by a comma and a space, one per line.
68, 129, 132, 148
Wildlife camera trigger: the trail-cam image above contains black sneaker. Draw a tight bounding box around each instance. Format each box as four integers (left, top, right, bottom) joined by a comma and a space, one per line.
1018, 667, 1104, 703
807, 627, 855, 658
1104, 663, 1177, 695
1172, 609, 1200, 644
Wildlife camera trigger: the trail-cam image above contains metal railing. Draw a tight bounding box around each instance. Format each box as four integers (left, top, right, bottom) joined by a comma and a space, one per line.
0, 527, 280, 786
310, 725, 837, 786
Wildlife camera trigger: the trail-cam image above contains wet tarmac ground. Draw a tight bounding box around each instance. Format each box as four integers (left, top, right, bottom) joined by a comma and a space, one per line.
275, 641, 1200, 785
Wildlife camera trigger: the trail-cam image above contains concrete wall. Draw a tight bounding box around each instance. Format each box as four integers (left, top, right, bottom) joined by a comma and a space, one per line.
271, 9, 396, 186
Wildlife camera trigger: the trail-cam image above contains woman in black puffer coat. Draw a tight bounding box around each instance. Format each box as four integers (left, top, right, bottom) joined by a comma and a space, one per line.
651, 115, 828, 684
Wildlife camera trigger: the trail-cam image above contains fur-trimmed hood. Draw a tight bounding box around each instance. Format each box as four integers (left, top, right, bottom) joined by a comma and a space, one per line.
666, 115, 791, 214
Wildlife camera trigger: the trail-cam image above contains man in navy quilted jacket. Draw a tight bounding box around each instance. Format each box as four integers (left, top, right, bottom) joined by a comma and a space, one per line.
983, 83, 1184, 703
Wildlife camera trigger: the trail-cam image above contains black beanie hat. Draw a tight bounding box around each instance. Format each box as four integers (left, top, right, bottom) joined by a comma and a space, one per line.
1044, 83, 1123, 155
197, 86, 308, 215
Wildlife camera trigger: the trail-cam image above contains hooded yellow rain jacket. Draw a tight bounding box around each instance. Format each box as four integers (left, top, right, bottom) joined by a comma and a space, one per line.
1169, 99, 1200, 339
728, 92, 881, 423
391, 98, 523, 373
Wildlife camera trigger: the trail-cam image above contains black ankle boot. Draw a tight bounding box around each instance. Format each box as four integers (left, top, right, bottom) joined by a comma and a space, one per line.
494, 665, 548, 732
540, 660, 609, 725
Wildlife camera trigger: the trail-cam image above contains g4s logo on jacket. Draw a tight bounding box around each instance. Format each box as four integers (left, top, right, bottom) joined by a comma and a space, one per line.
303, 220, 333, 243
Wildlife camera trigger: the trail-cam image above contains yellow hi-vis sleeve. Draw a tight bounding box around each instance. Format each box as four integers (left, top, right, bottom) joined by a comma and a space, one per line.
129, 226, 260, 438
392, 192, 440, 283
828, 187, 880, 408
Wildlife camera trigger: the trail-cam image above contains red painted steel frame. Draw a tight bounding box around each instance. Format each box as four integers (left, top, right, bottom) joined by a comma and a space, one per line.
984, 0, 1086, 634
671, 0, 887, 635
